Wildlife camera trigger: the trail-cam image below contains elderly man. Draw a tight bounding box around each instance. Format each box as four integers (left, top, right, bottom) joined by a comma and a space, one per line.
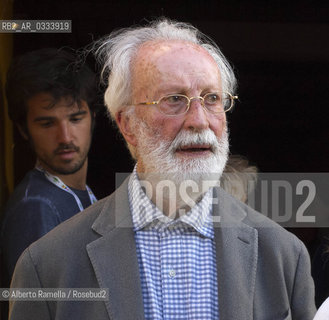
9, 19, 316, 320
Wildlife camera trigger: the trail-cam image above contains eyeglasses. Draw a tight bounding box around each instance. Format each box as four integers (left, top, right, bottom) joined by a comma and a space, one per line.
136, 92, 238, 116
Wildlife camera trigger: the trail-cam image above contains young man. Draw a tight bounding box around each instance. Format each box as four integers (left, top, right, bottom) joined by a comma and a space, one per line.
9, 20, 316, 319
1, 48, 98, 284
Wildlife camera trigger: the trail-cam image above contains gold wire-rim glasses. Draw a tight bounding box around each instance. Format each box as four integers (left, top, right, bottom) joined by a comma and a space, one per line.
135, 92, 238, 116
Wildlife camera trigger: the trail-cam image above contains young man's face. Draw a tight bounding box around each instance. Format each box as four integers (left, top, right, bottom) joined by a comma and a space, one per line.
25, 92, 93, 176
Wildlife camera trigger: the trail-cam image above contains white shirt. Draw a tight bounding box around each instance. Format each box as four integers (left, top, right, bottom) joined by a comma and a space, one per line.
314, 298, 329, 320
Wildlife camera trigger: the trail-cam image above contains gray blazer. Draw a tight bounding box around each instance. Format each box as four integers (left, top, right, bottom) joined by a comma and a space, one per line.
9, 179, 316, 319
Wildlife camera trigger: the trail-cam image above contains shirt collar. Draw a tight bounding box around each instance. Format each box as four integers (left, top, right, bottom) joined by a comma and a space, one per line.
128, 166, 215, 239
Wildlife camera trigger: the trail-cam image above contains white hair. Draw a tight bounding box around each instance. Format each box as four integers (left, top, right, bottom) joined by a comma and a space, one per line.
220, 155, 258, 203
95, 18, 237, 120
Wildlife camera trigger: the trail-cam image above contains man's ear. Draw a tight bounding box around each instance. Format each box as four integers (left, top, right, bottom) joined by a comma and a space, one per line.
115, 110, 137, 147
17, 124, 29, 140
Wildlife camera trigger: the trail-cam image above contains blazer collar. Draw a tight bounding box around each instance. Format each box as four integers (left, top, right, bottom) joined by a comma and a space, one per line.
91, 177, 134, 236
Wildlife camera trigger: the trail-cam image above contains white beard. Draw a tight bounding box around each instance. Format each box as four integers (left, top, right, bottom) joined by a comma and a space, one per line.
132, 118, 229, 216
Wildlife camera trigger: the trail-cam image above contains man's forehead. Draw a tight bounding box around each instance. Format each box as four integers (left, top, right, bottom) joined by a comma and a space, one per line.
135, 40, 213, 64
27, 93, 88, 112
131, 40, 221, 98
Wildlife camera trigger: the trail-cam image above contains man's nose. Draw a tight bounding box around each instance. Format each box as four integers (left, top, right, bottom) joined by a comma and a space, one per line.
183, 98, 209, 131
57, 123, 72, 143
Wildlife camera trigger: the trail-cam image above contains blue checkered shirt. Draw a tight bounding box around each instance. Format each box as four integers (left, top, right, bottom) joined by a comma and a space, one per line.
128, 169, 219, 320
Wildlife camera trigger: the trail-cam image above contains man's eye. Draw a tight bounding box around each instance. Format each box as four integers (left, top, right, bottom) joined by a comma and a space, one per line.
40, 121, 53, 128
70, 117, 83, 123
205, 93, 220, 104
164, 95, 185, 105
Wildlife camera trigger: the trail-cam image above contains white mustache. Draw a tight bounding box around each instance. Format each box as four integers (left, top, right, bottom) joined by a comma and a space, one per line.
170, 130, 219, 153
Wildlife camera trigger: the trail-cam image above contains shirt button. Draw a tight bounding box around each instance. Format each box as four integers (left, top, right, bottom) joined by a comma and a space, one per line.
169, 269, 176, 278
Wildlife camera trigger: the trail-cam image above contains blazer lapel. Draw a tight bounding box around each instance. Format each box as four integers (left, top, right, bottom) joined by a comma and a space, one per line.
213, 188, 258, 320
86, 179, 145, 320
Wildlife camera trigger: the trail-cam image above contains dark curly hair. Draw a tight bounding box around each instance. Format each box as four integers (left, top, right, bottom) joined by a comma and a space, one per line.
6, 48, 99, 132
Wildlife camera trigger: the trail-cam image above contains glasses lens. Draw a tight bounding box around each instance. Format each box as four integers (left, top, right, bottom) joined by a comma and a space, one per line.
159, 94, 189, 115
204, 93, 232, 113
